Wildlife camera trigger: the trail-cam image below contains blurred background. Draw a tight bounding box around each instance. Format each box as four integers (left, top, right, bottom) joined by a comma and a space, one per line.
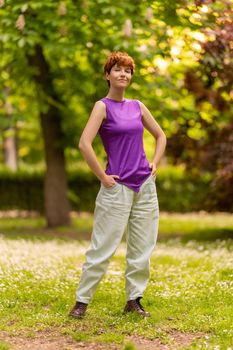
0, 0, 232, 228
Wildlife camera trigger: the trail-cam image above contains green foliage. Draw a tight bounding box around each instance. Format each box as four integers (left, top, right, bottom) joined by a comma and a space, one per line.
0, 167, 44, 212
1, 0, 231, 165
156, 165, 214, 212
0, 165, 218, 213
0, 0, 232, 220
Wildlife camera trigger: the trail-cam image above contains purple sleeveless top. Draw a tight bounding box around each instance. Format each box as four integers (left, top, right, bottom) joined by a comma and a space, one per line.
98, 97, 151, 193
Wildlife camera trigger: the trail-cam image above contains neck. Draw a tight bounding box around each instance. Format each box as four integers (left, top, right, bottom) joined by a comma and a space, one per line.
106, 87, 125, 101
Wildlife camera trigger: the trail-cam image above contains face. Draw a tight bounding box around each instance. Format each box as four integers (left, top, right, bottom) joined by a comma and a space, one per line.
106, 63, 132, 88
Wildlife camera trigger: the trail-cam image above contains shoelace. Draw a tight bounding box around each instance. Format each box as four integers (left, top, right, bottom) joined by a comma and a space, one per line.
131, 300, 142, 311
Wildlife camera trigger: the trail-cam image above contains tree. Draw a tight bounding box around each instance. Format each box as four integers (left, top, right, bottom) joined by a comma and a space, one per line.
1, 0, 232, 217
184, 0, 233, 210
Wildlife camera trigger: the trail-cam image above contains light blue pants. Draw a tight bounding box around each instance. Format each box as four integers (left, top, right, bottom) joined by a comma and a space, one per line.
76, 174, 159, 303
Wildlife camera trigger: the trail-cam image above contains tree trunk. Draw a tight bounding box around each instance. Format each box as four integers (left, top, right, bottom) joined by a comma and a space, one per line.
26, 44, 70, 227
3, 88, 18, 171
3, 127, 18, 171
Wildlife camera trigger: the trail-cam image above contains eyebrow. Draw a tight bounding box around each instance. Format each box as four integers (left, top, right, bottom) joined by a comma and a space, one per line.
115, 65, 131, 69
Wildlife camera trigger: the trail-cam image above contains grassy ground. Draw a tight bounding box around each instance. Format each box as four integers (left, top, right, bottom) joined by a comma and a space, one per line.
0, 212, 232, 349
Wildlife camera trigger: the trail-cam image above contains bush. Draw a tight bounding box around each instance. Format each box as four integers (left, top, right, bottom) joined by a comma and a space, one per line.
0, 165, 224, 213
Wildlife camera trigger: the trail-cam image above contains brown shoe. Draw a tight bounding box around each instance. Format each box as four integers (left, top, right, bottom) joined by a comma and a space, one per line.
136, 297, 151, 317
124, 298, 151, 318
69, 301, 88, 319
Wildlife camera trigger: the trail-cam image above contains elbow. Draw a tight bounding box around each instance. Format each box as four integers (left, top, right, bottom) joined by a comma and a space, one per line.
78, 140, 84, 150
78, 141, 85, 152
163, 133, 167, 149
163, 131, 167, 144
78, 139, 91, 152
156, 132, 167, 150
158, 131, 167, 143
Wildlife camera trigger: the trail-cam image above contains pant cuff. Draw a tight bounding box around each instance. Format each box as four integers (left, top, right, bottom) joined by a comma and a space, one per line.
127, 294, 143, 301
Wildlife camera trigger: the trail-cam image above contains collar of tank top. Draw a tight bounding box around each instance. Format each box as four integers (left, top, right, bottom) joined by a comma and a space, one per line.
104, 97, 126, 102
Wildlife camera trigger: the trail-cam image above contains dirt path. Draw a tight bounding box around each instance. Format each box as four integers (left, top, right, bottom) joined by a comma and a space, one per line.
0, 330, 204, 350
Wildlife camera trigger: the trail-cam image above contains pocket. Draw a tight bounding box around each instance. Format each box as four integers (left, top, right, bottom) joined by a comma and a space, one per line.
101, 182, 119, 191
99, 182, 121, 203
150, 175, 157, 186
148, 176, 157, 193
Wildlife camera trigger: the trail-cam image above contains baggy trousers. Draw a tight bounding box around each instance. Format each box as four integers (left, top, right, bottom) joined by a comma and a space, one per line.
76, 174, 159, 304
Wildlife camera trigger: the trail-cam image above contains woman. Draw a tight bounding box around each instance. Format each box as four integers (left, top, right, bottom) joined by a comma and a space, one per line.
69, 51, 166, 319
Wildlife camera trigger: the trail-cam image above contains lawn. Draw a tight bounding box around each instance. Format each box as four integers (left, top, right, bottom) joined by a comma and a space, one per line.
0, 212, 232, 350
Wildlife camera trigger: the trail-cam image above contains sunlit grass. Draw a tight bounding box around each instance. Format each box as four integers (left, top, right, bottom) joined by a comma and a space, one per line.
0, 212, 232, 349
0, 341, 10, 350
1, 211, 232, 242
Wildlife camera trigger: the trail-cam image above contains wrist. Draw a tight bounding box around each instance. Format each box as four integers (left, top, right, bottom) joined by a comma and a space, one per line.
99, 173, 108, 182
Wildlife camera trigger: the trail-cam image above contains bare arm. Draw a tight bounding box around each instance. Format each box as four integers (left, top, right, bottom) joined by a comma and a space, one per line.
79, 101, 119, 187
139, 101, 167, 175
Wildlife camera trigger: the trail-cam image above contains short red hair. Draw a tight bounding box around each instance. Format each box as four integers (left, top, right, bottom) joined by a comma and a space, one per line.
104, 51, 135, 86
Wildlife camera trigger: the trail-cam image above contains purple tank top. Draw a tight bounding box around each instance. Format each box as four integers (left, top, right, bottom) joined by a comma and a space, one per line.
98, 97, 152, 193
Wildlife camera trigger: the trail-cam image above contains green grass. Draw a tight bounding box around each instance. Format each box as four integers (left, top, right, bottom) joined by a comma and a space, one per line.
0, 212, 233, 349
1, 212, 232, 242
0, 341, 10, 350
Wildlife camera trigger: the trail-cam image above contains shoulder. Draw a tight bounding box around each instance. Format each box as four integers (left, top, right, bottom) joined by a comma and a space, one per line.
92, 100, 107, 120
92, 100, 107, 113
94, 99, 106, 108
134, 100, 145, 108
133, 100, 146, 114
